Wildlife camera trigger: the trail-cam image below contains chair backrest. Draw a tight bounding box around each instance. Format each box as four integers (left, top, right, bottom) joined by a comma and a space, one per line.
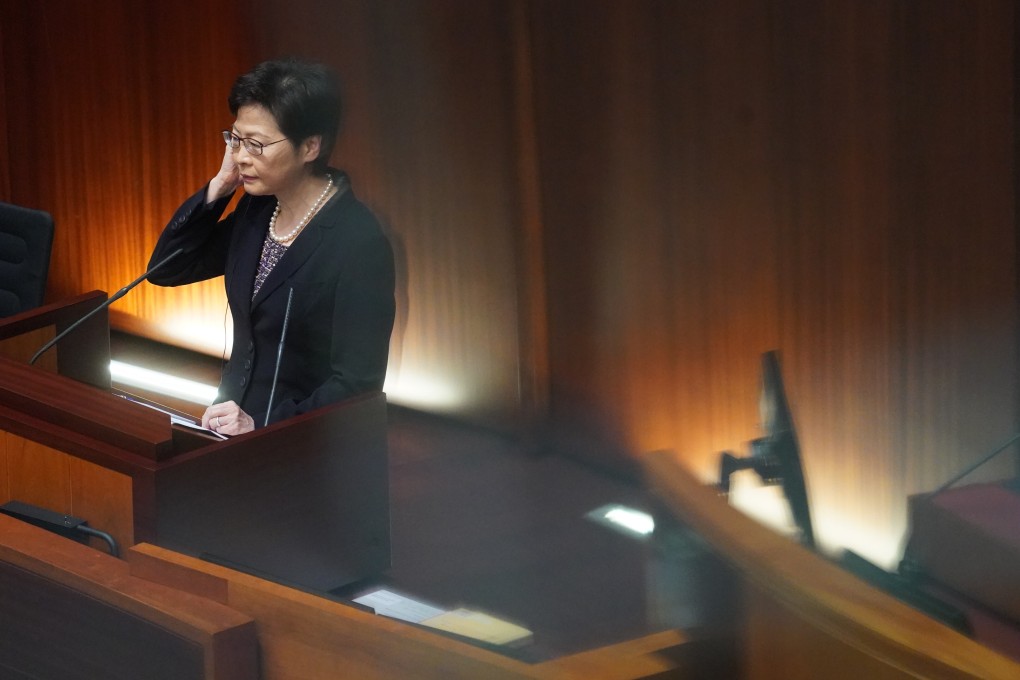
0, 201, 54, 317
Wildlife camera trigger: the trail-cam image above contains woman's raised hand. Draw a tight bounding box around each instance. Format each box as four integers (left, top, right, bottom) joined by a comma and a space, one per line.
206, 145, 241, 204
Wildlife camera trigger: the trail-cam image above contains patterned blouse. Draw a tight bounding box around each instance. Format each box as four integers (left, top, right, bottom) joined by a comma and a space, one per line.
253, 237, 287, 299
252, 175, 349, 300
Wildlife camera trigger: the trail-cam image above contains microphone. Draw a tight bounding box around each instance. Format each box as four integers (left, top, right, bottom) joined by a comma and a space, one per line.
264, 286, 294, 427
29, 247, 185, 366
930, 431, 1020, 496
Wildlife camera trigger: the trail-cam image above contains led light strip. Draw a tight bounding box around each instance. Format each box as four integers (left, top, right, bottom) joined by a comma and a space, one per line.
586, 503, 656, 538
603, 506, 655, 535
109, 360, 218, 405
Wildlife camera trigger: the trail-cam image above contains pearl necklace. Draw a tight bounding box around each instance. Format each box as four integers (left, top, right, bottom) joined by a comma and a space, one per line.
268, 174, 334, 244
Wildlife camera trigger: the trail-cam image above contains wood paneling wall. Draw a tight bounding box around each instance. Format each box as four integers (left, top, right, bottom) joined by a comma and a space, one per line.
0, 0, 252, 356
532, 1, 1016, 563
0, 0, 1015, 567
0, 15, 8, 199
245, 0, 528, 422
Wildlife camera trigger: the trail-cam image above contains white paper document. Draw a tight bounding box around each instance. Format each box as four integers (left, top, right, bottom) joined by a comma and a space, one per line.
352, 589, 446, 624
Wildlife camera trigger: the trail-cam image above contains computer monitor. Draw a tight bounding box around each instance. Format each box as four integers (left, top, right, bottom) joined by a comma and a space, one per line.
718, 351, 815, 549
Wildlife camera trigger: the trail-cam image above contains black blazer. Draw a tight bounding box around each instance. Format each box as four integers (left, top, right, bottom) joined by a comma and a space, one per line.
148, 171, 395, 426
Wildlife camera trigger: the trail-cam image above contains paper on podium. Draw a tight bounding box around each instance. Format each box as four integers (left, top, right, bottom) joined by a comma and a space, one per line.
352, 588, 445, 623
352, 588, 533, 647
114, 391, 228, 440
420, 608, 533, 647
170, 415, 229, 440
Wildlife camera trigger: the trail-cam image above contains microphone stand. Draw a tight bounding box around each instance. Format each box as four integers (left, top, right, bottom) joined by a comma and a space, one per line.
930, 431, 1020, 496
264, 287, 294, 427
29, 248, 184, 366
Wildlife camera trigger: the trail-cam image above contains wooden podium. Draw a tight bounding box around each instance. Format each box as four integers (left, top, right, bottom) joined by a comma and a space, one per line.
905, 482, 1020, 622
0, 292, 390, 592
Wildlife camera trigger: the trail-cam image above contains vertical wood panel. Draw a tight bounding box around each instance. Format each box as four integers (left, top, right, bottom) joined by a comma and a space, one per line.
1, 435, 133, 549
0, 0, 1015, 571
70, 457, 134, 550
532, 1, 781, 463
0, 0, 251, 355
1, 0, 529, 423
6, 434, 71, 514
509, 0, 550, 421
0, 433, 7, 504
0, 328, 55, 367
769, 1, 1016, 558
533, 0, 1015, 565
768, 1, 907, 556
0, 15, 8, 199
246, 0, 527, 423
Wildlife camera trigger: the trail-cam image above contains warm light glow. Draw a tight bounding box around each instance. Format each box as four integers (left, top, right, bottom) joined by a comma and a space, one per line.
150, 312, 232, 359
384, 369, 464, 410
109, 360, 218, 405
728, 479, 799, 540
812, 508, 905, 570
725, 473, 904, 568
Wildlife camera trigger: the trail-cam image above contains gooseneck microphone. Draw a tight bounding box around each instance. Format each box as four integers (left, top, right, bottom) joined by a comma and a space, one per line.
264, 286, 294, 427
930, 431, 1020, 496
29, 247, 185, 366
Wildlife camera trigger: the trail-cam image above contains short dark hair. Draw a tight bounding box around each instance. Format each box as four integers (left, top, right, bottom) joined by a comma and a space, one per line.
228, 58, 342, 174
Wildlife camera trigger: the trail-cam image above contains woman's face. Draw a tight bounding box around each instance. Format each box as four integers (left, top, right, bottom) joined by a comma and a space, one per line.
230, 104, 317, 197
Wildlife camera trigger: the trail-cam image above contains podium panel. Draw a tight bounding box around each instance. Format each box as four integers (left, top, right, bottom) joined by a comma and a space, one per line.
0, 432, 135, 548
905, 483, 1020, 623
5, 433, 73, 513
153, 392, 391, 592
0, 293, 391, 592
0, 514, 257, 680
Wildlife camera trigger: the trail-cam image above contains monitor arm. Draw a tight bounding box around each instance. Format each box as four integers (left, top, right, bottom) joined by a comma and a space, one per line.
717, 437, 780, 494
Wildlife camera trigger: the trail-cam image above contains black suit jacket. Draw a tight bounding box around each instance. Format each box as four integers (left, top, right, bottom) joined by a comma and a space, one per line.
148, 171, 395, 426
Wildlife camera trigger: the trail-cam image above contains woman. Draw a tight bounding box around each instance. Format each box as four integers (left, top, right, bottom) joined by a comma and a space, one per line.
148, 58, 395, 436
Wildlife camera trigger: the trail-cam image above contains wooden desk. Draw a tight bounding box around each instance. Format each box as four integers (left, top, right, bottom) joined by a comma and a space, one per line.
0, 513, 256, 680
127, 542, 686, 680
3, 294, 1016, 677
115, 448, 1020, 679
644, 450, 1020, 680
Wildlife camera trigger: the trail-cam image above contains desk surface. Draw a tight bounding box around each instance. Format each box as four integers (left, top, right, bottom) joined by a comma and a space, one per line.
347, 407, 696, 663
117, 405, 1020, 679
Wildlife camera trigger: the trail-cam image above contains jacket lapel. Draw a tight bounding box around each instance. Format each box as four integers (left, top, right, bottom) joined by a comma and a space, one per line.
250, 203, 335, 309
247, 175, 353, 310
231, 199, 273, 321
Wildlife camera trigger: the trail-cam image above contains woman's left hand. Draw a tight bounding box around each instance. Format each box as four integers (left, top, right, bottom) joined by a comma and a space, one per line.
202, 400, 255, 436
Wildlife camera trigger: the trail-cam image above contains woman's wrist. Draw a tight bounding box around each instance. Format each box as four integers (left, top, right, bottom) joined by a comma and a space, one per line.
206, 179, 234, 205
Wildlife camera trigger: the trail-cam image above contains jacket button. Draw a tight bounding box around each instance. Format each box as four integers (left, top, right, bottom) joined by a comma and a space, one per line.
240, 376, 247, 387
244, 359, 251, 370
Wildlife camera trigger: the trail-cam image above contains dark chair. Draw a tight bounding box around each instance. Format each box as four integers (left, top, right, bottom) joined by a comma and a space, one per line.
0, 201, 54, 317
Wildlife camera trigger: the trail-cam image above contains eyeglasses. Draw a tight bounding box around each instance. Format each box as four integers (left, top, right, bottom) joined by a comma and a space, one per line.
221, 130, 288, 156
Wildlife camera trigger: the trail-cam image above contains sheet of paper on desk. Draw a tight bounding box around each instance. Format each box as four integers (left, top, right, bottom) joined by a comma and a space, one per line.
169, 415, 228, 440
116, 393, 227, 440
420, 608, 533, 647
352, 588, 446, 623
